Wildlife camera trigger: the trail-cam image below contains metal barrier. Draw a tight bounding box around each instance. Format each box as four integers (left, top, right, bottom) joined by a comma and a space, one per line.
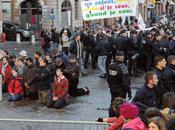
0, 118, 109, 130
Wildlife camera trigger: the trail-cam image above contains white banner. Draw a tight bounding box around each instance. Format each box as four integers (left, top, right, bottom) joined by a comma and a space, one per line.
138, 13, 146, 30
81, 0, 138, 21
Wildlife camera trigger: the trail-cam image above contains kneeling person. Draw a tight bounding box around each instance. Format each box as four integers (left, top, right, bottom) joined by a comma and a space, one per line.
47, 68, 68, 109
8, 69, 24, 102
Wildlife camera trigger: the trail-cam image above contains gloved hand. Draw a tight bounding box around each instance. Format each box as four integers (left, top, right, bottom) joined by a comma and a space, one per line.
96, 118, 103, 122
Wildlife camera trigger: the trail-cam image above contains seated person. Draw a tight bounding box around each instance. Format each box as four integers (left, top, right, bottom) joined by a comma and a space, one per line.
47, 68, 68, 109
161, 92, 175, 119
97, 97, 127, 130
120, 103, 148, 130
8, 69, 24, 102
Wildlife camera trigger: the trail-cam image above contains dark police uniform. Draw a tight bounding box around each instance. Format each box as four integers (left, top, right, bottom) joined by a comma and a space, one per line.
107, 60, 131, 102
107, 51, 131, 117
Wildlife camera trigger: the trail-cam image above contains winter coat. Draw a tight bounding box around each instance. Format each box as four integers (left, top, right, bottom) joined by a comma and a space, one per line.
64, 62, 80, 79
153, 40, 166, 56
23, 65, 37, 93
106, 115, 125, 130
8, 76, 24, 95
132, 84, 158, 107
168, 40, 175, 55
69, 40, 84, 58
35, 66, 51, 91
52, 32, 60, 43
96, 34, 110, 56
162, 64, 175, 93
62, 34, 69, 47
52, 76, 68, 99
0, 63, 12, 85
122, 117, 148, 130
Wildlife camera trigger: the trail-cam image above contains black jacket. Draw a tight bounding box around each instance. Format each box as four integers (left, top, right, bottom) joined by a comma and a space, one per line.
52, 32, 60, 43
69, 40, 83, 57
64, 62, 80, 79
107, 60, 131, 93
162, 64, 175, 93
96, 34, 110, 56
35, 66, 51, 91
132, 84, 158, 107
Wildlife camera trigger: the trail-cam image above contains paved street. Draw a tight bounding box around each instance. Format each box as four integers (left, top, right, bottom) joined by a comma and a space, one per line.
0, 41, 144, 121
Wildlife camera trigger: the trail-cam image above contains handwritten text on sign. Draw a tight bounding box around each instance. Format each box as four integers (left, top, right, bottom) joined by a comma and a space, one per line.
81, 0, 138, 20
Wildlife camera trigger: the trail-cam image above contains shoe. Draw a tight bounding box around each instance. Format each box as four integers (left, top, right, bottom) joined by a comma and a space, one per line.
84, 86, 90, 95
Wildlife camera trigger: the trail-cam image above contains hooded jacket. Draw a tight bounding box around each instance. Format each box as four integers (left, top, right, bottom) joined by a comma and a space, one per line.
122, 117, 148, 130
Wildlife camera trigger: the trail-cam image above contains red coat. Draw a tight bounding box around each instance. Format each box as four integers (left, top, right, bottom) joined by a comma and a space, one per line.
122, 117, 148, 130
53, 76, 68, 99
0, 63, 12, 85
8, 76, 24, 95
106, 115, 125, 130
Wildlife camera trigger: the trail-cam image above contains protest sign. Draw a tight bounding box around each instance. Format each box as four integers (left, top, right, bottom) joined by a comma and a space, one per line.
81, 0, 138, 21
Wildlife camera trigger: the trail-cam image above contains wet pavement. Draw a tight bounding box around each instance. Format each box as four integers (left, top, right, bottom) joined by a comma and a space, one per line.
0, 41, 144, 121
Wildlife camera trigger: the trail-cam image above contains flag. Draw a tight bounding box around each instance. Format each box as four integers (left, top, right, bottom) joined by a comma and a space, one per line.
138, 14, 146, 30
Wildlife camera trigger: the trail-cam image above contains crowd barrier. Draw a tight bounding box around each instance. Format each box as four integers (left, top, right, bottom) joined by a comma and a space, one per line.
0, 118, 109, 130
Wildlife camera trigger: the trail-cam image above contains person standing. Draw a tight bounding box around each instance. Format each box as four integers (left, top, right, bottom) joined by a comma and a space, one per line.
61, 30, 70, 56
96, 30, 110, 78
69, 33, 86, 75
107, 51, 131, 117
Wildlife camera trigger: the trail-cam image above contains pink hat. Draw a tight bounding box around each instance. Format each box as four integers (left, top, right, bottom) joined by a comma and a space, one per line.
120, 103, 139, 119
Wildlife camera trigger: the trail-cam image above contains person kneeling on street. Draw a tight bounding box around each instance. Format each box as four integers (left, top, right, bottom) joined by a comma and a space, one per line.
64, 54, 89, 97
47, 68, 69, 109
8, 69, 24, 102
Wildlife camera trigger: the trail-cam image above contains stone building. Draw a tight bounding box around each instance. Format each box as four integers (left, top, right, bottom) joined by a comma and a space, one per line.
11, 0, 83, 31
2, 0, 175, 33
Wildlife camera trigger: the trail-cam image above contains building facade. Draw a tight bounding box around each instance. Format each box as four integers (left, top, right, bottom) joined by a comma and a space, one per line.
4, 0, 175, 31
11, 0, 83, 30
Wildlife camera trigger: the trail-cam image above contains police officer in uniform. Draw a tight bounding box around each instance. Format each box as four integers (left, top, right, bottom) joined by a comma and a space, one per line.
107, 51, 132, 117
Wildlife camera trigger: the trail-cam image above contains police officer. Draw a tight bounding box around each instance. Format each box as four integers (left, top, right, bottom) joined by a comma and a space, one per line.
162, 55, 175, 93
107, 51, 132, 117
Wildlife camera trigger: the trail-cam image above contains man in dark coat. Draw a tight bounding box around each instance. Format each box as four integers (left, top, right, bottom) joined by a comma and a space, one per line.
168, 35, 175, 55
69, 33, 86, 75
96, 31, 110, 78
153, 32, 167, 57
107, 51, 131, 117
153, 55, 167, 108
64, 54, 89, 97
23, 57, 38, 100
35, 58, 51, 105
162, 55, 175, 93
51, 28, 60, 48
132, 71, 158, 108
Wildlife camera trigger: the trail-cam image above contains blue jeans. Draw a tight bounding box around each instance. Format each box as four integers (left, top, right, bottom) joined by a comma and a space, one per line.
8, 94, 22, 102
98, 55, 107, 74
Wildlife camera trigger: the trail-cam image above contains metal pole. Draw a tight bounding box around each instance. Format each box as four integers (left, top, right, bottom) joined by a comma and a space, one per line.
0, 74, 2, 101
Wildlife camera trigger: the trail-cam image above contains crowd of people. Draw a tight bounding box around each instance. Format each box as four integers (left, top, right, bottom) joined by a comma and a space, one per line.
1, 18, 175, 129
